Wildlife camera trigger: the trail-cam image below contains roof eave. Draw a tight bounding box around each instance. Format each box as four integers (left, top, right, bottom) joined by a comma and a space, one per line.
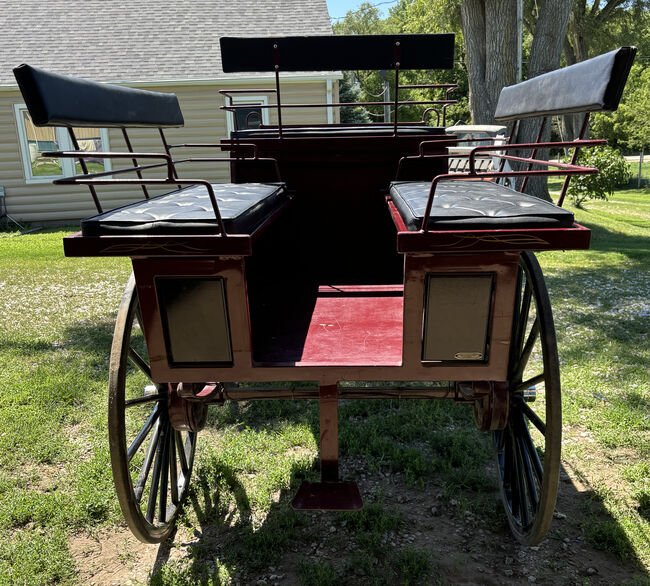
0, 71, 343, 91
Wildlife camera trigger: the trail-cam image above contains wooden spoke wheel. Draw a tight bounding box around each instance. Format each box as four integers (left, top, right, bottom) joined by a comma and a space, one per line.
494, 251, 562, 545
108, 274, 204, 543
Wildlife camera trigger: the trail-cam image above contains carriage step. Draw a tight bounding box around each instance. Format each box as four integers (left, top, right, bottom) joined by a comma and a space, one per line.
291, 481, 363, 511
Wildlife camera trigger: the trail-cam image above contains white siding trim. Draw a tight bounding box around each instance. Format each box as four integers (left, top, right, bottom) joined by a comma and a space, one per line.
326, 79, 334, 124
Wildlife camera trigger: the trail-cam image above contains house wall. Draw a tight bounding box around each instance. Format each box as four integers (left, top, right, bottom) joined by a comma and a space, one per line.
0, 78, 336, 223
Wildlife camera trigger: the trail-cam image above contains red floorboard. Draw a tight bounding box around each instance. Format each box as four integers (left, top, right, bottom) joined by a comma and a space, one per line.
293, 294, 403, 366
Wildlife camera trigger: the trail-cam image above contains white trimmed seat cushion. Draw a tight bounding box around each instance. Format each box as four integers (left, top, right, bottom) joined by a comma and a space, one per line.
80, 182, 288, 236
389, 179, 574, 231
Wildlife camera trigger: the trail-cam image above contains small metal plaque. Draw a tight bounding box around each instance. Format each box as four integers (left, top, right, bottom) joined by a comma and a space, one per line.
454, 352, 484, 360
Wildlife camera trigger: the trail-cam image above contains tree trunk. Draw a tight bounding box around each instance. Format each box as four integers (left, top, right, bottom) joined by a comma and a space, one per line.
516, 0, 572, 200
461, 0, 517, 124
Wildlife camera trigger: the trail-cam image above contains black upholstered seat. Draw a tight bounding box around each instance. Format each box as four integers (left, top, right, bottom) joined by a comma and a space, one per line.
389, 179, 574, 231
81, 183, 287, 236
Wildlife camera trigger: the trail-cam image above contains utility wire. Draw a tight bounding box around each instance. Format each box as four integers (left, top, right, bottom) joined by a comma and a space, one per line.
329, 0, 400, 21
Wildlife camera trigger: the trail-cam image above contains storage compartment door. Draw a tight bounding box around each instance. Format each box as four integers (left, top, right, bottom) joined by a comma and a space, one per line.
157, 277, 233, 366
422, 274, 493, 361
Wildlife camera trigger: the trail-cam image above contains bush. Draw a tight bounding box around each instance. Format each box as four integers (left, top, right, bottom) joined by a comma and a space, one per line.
564, 146, 631, 207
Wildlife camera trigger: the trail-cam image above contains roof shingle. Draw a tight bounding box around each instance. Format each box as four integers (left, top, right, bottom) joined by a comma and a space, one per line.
1, 0, 333, 86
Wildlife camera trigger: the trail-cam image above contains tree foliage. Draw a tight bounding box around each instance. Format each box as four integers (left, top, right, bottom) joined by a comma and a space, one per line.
563, 146, 631, 207
592, 64, 650, 153
333, 0, 469, 125
332, 0, 645, 155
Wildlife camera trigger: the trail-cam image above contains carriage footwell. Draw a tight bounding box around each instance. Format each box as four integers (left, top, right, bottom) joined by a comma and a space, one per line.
252, 284, 404, 367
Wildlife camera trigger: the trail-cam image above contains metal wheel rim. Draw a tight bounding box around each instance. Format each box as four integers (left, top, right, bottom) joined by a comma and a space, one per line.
494, 251, 562, 545
108, 274, 197, 543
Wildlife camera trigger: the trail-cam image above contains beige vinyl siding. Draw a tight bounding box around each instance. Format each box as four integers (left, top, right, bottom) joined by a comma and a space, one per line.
1, 79, 333, 223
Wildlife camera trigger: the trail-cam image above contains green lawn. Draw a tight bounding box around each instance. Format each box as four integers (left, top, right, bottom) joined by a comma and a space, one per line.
0, 186, 648, 584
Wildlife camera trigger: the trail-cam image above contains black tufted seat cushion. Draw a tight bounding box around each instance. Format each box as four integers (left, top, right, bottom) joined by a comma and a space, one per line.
390, 180, 574, 231
81, 182, 287, 236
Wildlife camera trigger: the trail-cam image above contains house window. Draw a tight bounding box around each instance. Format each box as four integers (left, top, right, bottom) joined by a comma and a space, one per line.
14, 105, 111, 183
226, 95, 269, 134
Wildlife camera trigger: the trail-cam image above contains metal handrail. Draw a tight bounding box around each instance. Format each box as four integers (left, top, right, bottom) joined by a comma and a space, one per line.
413, 138, 607, 232
47, 146, 283, 230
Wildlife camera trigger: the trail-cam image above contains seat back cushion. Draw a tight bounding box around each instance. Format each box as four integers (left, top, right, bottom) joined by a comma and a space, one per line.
13, 64, 184, 128
494, 47, 636, 121
220, 34, 454, 72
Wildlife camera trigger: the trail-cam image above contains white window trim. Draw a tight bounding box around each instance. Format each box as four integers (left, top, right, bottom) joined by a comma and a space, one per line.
14, 104, 111, 184
225, 95, 269, 134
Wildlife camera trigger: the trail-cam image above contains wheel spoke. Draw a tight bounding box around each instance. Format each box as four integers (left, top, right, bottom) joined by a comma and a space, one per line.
513, 316, 540, 383
516, 432, 540, 514
513, 373, 545, 394
146, 419, 168, 523
513, 431, 530, 528
127, 405, 160, 462
169, 430, 179, 505
517, 413, 544, 485
176, 430, 189, 475
133, 419, 161, 502
515, 280, 532, 358
515, 395, 546, 435
128, 346, 152, 380
135, 303, 145, 331
158, 424, 170, 523
125, 393, 164, 408
507, 426, 521, 517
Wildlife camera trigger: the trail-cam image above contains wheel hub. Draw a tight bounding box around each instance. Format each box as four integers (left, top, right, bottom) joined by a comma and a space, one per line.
168, 383, 208, 432
473, 382, 509, 431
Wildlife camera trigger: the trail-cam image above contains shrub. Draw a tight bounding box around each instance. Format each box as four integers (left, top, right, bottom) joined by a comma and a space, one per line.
564, 145, 631, 207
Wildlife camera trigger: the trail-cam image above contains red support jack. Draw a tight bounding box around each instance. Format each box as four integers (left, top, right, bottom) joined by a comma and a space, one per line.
291, 385, 363, 511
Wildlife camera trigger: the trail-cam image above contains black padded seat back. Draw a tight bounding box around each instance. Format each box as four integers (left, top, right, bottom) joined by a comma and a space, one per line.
390, 180, 575, 231
13, 64, 184, 128
220, 34, 455, 72
494, 47, 636, 121
80, 183, 287, 236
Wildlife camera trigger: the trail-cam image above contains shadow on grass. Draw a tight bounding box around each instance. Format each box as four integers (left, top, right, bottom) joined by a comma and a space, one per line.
145, 399, 648, 585
575, 218, 650, 263
557, 462, 649, 577
545, 265, 648, 367
63, 320, 115, 361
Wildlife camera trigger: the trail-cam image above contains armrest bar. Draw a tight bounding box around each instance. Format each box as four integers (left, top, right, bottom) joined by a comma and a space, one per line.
420, 168, 598, 231
221, 99, 457, 110
44, 150, 176, 179
467, 139, 605, 173
53, 177, 227, 236
399, 83, 458, 90
168, 142, 261, 159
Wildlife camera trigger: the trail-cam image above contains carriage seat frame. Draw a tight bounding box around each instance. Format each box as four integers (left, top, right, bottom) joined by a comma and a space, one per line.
12, 64, 290, 252
386, 46, 637, 253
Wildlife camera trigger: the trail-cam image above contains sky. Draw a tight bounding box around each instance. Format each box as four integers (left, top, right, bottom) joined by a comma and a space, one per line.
326, 0, 400, 23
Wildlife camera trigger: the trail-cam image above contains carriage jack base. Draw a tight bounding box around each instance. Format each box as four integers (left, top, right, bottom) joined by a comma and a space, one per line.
292, 481, 363, 511
291, 385, 364, 511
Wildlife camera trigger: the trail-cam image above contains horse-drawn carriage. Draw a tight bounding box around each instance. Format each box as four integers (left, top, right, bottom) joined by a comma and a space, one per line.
14, 35, 635, 546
